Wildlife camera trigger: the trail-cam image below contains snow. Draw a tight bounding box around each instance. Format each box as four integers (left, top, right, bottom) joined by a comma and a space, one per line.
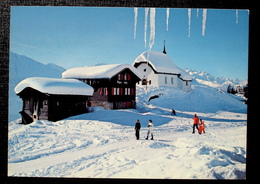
134, 7, 138, 39
149, 8, 156, 50
14, 77, 93, 96
62, 64, 142, 80
8, 84, 247, 179
133, 50, 192, 80
202, 9, 207, 36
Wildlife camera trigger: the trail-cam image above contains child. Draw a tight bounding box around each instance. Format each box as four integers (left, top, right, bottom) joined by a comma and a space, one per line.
198, 119, 206, 134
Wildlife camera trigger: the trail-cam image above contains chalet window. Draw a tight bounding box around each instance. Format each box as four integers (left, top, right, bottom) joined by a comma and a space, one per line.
112, 88, 120, 95
125, 88, 131, 95
186, 81, 188, 86
165, 76, 167, 84
99, 88, 108, 95
171, 77, 174, 84
118, 74, 121, 80
149, 80, 151, 85
124, 73, 131, 80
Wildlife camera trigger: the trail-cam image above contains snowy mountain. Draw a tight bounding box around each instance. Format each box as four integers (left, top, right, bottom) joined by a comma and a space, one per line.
185, 69, 247, 91
9, 52, 66, 121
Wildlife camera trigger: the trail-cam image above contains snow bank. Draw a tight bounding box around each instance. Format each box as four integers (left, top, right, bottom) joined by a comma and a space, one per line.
14, 77, 93, 96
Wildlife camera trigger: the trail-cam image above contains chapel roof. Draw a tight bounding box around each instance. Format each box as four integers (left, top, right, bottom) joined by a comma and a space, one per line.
133, 50, 192, 81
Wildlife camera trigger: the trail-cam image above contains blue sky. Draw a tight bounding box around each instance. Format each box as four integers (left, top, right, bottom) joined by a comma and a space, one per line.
10, 7, 249, 80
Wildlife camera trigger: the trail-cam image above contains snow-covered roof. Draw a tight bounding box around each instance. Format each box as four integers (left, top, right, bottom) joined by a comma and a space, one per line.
14, 77, 93, 96
133, 50, 192, 81
62, 64, 142, 80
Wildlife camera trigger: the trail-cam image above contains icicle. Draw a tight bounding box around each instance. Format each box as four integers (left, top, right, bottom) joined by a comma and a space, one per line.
188, 8, 191, 37
166, 8, 170, 31
236, 9, 239, 24
144, 8, 149, 48
149, 8, 156, 50
196, 9, 199, 18
202, 9, 207, 36
134, 7, 138, 39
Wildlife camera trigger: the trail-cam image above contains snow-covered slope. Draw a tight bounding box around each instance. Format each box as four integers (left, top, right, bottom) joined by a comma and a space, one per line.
138, 86, 246, 114
9, 52, 66, 122
8, 84, 247, 179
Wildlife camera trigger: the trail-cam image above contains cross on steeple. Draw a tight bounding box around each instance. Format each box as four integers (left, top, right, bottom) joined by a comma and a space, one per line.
162, 40, 167, 54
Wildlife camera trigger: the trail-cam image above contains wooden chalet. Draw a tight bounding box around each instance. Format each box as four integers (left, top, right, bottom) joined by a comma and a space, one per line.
62, 64, 142, 110
14, 77, 93, 124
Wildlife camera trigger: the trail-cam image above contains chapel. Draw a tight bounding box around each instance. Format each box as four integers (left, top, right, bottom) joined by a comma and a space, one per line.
133, 45, 192, 92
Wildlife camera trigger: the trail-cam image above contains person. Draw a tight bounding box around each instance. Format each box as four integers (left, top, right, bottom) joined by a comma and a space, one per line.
171, 109, 176, 115
135, 119, 141, 140
192, 114, 199, 134
198, 119, 206, 134
146, 120, 154, 140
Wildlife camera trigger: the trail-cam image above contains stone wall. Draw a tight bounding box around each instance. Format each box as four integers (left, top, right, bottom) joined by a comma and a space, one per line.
91, 101, 113, 110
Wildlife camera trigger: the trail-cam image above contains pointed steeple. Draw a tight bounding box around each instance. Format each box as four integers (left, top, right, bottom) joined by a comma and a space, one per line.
162, 40, 167, 54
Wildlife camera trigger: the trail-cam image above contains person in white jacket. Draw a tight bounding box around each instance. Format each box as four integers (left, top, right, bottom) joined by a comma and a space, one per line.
146, 120, 154, 140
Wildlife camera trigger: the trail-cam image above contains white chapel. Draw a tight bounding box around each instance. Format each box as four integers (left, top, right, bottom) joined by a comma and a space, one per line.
132, 46, 192, 92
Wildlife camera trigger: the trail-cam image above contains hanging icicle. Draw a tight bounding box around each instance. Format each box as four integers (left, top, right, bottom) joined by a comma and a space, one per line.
134, 7, 138, 39
166, 8, 170, 31
144, 8, 149, 48
202, 9, 207, 36
188, 8, 191, 37
196, 9, 199, 18
149, 8, 156, 50
236, 9, 239, 24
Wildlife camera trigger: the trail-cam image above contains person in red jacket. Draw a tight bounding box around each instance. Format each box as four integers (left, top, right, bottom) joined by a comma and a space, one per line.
192, 114, 199, 134
198, 119, 206, 134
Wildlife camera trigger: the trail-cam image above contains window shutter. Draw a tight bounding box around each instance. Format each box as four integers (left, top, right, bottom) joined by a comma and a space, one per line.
131, 88, 135, 95
111, 87, 114, 95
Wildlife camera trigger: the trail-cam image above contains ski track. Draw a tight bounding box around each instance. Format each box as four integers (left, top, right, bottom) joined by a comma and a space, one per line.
8, 86, 247, 179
